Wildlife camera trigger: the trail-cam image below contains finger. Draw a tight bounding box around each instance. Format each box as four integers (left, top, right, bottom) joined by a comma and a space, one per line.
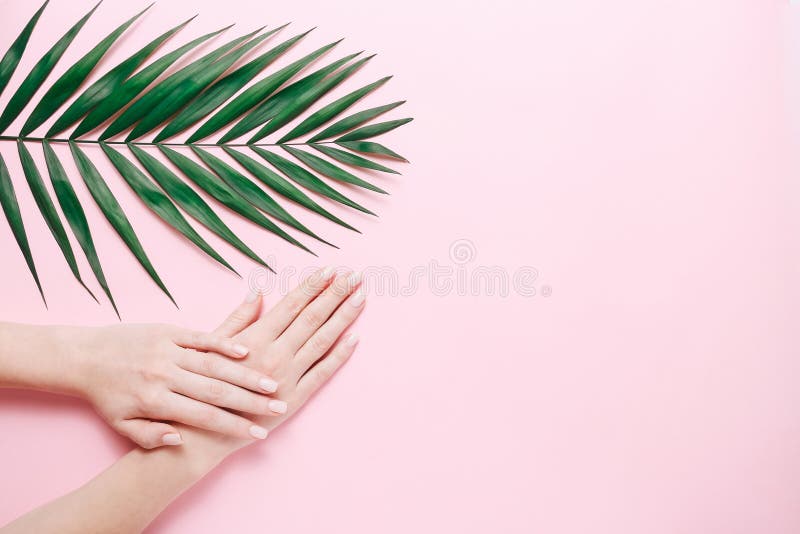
214, 290, 263, 337
258, 266, 336, 339
172, 329, 250, 359
294, 288, 366, 373
279, 271, 361, 352
178, 350, 279, 394
163, 393, 270, 440
170, 368, 287, 416
296, 332, 359, 401
115, 419, 183, 449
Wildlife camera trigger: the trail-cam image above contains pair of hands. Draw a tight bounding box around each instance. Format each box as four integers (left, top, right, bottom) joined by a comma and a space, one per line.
73, 267, 364, 449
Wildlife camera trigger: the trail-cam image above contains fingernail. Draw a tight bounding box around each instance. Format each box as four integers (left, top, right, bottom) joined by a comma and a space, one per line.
245, 290, 259, 303
349, 288, 365, 307
249, 425, 269, 439
269, 400, 288, 414
259, 377, 278, 393
320, 265, 335, 281
348, 271, 362, 287
162, 433, 183, 446
345, 332, 360, 347
233, 343, 249, 356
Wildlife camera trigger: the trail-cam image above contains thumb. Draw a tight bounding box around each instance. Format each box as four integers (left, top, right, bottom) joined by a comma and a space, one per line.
214, 289, 262, 337
115, 419, 183, 449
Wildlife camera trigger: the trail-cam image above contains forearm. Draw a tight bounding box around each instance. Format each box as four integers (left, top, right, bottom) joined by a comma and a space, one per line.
0, 323, 90, 396
1, 428, 244, 534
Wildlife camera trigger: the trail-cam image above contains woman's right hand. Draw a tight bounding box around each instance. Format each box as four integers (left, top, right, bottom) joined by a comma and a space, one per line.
173, 267, 367, 463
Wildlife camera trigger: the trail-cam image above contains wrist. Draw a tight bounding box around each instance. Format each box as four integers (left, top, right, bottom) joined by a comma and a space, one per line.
0, 323, 94, 396
48, 325, 98, 398
180, 426, 252, 467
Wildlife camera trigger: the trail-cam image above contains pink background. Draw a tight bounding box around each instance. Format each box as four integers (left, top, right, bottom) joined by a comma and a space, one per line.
1, 0, 799, 532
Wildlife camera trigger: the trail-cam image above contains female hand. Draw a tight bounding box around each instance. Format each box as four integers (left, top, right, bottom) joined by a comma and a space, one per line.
72, 322, 286, 449
178, 269, 364, 529
178, 267, 366, 457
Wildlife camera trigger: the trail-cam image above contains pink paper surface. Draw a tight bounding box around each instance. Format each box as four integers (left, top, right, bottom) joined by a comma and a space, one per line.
0, 0, 798, 532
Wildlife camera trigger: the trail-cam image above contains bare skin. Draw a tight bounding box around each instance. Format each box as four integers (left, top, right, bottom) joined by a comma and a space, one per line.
0, 267, 365, 533
0, 316, 282, 447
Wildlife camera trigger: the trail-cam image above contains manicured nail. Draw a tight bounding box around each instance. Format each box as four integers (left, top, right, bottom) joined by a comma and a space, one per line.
259, 377, 278, 393
233, 343, 249, 357
249, 425, 269, 439
348, 271, 362, 287
320, 265, 335, 281
349, 288, 365, 307
162, 433, 183, 446
345, 332, 360, 347
269, 400, 288, 414
245, 290, 259, 303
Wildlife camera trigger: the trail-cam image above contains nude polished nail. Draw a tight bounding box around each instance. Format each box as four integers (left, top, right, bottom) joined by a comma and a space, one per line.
269, 400, 288, 414
349, 289, 365, 307
348, 271, 362, 287
162, 433, 183, 446
320, 265, 335, 281
259, 377, 278, 393
249, 426, 269, 439
233, 343, 249, 356
345, 332, 360, 347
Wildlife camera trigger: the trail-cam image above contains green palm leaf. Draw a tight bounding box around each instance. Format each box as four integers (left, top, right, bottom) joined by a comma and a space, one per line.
188, 39, 341, 143
336, 140, 407, 161
220, 50, 360, 143
20, 4, 152, 136
73, 25, 233, 138
191, 146, 319, 253
17, 140, 98, 301
47, 16, 195, 137
252, 147, 375, 215
282, 145, 386, 194
42, 141, 119, 317
129, 144, 270, 269
0, 0, 49, 99
310, 143, 400, 174
222, 146, 357, 233
336, 118, 413, 142
308, 101, 405, 142
0, 2, 410, 311
248, 54, 375, 143
101, 27, 262, 140
278, 77, 391, 143
0, 153, 46, 305
0, 1, 100, 134
155, 25, 303, 143
69, 142, 176, 306
101, 143, 237, 274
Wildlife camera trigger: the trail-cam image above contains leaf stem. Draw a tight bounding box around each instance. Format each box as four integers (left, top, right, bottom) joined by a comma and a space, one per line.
0, 135, 335, 147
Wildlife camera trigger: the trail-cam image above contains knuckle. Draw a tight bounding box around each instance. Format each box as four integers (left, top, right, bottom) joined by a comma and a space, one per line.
302, 310, 321, 329
309, 333, 331, 353
257, 359, 278, 377
140, 360, 170, 382
312, 366, 330, 385
198, 408, 218, 427
287, 298, 305, 317
199, 355, 217, 375
136, 389, 161, 411
189, 331, 204, 348
207, 380, 227, 399
335, 348, 351, 362
228, 310, 249, 326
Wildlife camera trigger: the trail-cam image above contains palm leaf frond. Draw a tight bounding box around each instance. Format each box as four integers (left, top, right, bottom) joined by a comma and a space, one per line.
0, 1, 411, 315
